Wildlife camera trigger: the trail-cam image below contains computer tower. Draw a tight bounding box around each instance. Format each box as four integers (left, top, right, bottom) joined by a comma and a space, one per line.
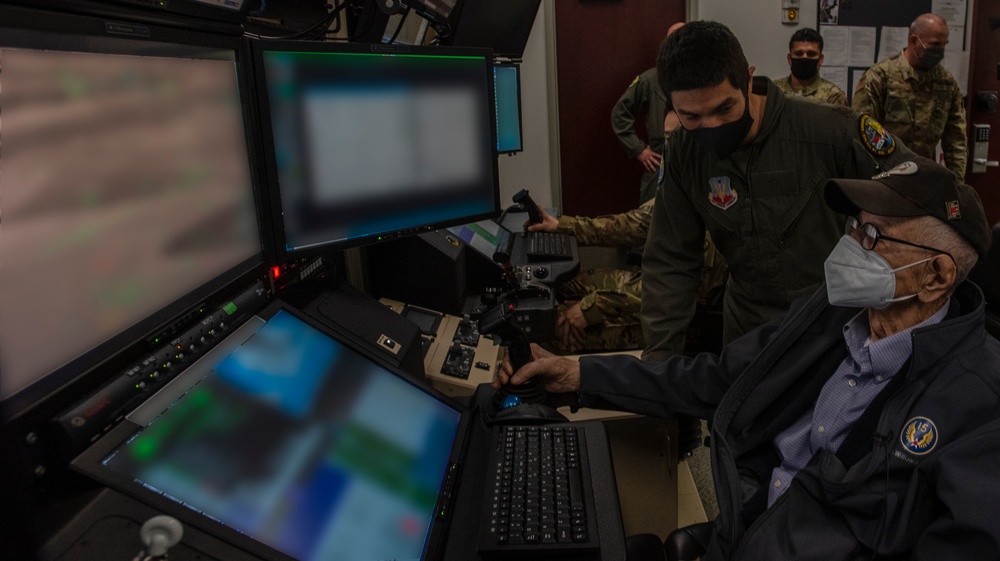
365, 230, 481, 315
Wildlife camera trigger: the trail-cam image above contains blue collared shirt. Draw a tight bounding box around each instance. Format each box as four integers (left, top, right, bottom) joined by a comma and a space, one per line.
767, 301, 951, 507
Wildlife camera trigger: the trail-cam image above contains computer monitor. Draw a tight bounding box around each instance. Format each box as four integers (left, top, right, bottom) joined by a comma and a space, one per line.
249, 40, 501, 259
0, 5, 263, 419
445, 0, 542, 60
493, 63, 524, 154
76, 303, 465, 561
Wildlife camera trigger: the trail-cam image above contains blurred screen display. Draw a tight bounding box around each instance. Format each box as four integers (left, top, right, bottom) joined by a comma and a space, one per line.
493, 65, 522, 153
0, 47, 260, 400
103, 310, 461, 561
261, 49, 497, 252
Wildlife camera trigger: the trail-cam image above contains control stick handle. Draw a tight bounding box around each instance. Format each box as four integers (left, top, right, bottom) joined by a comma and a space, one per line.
512, 188, 543, 227
478, 300, 545, 406
132, 515, 183, 561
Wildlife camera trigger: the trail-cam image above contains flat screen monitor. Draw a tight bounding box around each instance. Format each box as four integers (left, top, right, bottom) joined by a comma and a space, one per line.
446, 0, 541, 60
76, 303, 466, 561
250, 40, 500, 258
0, 6, 263, 418
493, 63, 523, 154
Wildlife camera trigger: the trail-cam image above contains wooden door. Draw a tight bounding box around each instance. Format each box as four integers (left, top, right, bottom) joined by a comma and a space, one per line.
554, 1, 684, 216
965, 1, 1000, 224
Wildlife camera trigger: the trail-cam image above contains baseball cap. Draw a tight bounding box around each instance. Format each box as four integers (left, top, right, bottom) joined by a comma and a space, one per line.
825, 157, 992, 257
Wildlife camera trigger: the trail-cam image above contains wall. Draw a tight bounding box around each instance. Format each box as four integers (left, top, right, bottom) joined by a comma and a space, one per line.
693, 0, 818, 80
515, 0, 975, 211
496, 2, 557, 210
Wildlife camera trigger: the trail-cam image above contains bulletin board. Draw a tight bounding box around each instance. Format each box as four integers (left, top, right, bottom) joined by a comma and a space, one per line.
816, 0, 970, 102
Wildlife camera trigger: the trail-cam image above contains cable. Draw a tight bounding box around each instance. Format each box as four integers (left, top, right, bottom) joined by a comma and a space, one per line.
243, 2, 347, 41
385, 6, 410, 44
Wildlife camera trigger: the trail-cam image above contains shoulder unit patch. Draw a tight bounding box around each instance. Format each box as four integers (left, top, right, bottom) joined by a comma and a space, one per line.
900, 416, 938, 456
859, 114, 896, 157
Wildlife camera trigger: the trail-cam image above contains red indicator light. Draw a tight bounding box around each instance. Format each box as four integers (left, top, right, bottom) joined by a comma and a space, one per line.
271, 266, 282, 279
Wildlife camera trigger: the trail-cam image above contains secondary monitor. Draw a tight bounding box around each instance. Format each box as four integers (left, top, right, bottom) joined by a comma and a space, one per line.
445, 0, 542, 60
249, 40, 501, 258
0, 5, 263, 418
493, 63, 523, 154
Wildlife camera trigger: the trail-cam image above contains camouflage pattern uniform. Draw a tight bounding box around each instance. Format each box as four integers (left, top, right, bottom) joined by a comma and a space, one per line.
612, 68, 668, 204
774, 74, 847, 107
550, 200, 728, 353
852, 51, 967, 177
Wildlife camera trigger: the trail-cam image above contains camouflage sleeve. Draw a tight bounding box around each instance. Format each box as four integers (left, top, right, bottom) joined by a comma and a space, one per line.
611, 76, 648, 158
941, 84, 968, 178
577, 269, 643, 326
851, 68, 886, 121
556, 199, 653, 247
827, 85, 848, 108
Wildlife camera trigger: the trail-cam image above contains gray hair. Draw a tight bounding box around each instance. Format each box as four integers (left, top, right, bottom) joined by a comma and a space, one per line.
886, 215, 979, 288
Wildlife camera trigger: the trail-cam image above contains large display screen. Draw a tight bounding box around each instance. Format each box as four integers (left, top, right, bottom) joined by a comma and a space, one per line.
0, 23, 261, 409
101, 308, 462, 561
252, 42, 500, 256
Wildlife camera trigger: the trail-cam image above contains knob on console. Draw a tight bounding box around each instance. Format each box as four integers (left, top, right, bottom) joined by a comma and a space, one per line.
137, 515, 183, 559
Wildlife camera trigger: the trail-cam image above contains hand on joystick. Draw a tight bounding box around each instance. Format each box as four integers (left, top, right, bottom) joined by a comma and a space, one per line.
478, 300, 566, 424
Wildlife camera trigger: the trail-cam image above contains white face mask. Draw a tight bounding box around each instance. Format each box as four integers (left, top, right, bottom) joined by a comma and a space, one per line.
824, 235, 932, 309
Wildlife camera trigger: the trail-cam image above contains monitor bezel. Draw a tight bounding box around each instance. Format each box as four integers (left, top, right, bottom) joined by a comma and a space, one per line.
70, 299, 475, 561
0, 4, 269, 424
247, 39, 502, 263
493, 61, 524, 155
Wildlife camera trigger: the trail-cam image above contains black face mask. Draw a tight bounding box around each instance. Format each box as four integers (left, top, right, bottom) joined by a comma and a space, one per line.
790, 57, 820, 80
686, 95, 754, 159
915, 44, 944, 69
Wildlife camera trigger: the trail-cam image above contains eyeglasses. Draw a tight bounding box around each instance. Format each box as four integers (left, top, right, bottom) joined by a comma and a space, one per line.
844, 216, 953, 260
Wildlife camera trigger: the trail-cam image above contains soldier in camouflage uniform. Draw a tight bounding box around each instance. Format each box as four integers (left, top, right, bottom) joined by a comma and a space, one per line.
852, 13, 967, 177
527, 200, 728, 353
774, 27, 847, 107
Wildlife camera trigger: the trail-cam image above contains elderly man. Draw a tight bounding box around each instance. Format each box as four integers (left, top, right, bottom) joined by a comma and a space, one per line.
853, 13, 967, 177
640, 21, 914, 364
495, 157, 999, 560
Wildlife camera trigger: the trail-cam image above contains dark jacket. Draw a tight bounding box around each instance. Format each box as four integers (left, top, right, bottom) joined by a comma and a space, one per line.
581, 282, 1000, 560
641, 78, 914, 360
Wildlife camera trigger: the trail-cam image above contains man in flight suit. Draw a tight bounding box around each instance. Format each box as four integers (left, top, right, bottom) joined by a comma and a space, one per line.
611, 21, 685, 204
641, 21, 915, 361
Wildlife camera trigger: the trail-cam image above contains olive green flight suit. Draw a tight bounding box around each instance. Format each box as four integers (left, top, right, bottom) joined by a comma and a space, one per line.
611, 68, 668, 204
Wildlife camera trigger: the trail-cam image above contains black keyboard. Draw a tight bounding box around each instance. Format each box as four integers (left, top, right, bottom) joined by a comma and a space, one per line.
477, 425, 599, 557
526, 232, 573, 261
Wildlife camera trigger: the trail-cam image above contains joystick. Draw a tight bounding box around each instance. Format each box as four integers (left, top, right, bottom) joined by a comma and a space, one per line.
512, 188, 544, 228
478, 300, 566, 425
133, 515, 183, 561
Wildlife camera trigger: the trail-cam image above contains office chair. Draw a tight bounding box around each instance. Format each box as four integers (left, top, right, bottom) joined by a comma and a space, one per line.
625, 521, 714, 561
968, 222, 1000, 339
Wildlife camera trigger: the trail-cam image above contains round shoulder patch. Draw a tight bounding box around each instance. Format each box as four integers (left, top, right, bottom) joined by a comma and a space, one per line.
858, 114, 896, 157
900, 416, 938, 456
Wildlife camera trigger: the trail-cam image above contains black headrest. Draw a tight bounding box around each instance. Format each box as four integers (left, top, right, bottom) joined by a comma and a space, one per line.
969, 223, 1000, 306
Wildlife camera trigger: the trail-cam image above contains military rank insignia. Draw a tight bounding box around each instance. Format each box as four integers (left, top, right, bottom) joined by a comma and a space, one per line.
708, 176, 738, 210
859, 114, 896, 157
900, 416, 938, 456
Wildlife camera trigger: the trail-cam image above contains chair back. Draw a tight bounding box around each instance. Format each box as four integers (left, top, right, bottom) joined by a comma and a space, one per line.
968, 223, 1000, 339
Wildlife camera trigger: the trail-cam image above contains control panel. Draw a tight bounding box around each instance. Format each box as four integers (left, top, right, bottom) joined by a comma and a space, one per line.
54, 281, 271, 452
380, 298, 502, 396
